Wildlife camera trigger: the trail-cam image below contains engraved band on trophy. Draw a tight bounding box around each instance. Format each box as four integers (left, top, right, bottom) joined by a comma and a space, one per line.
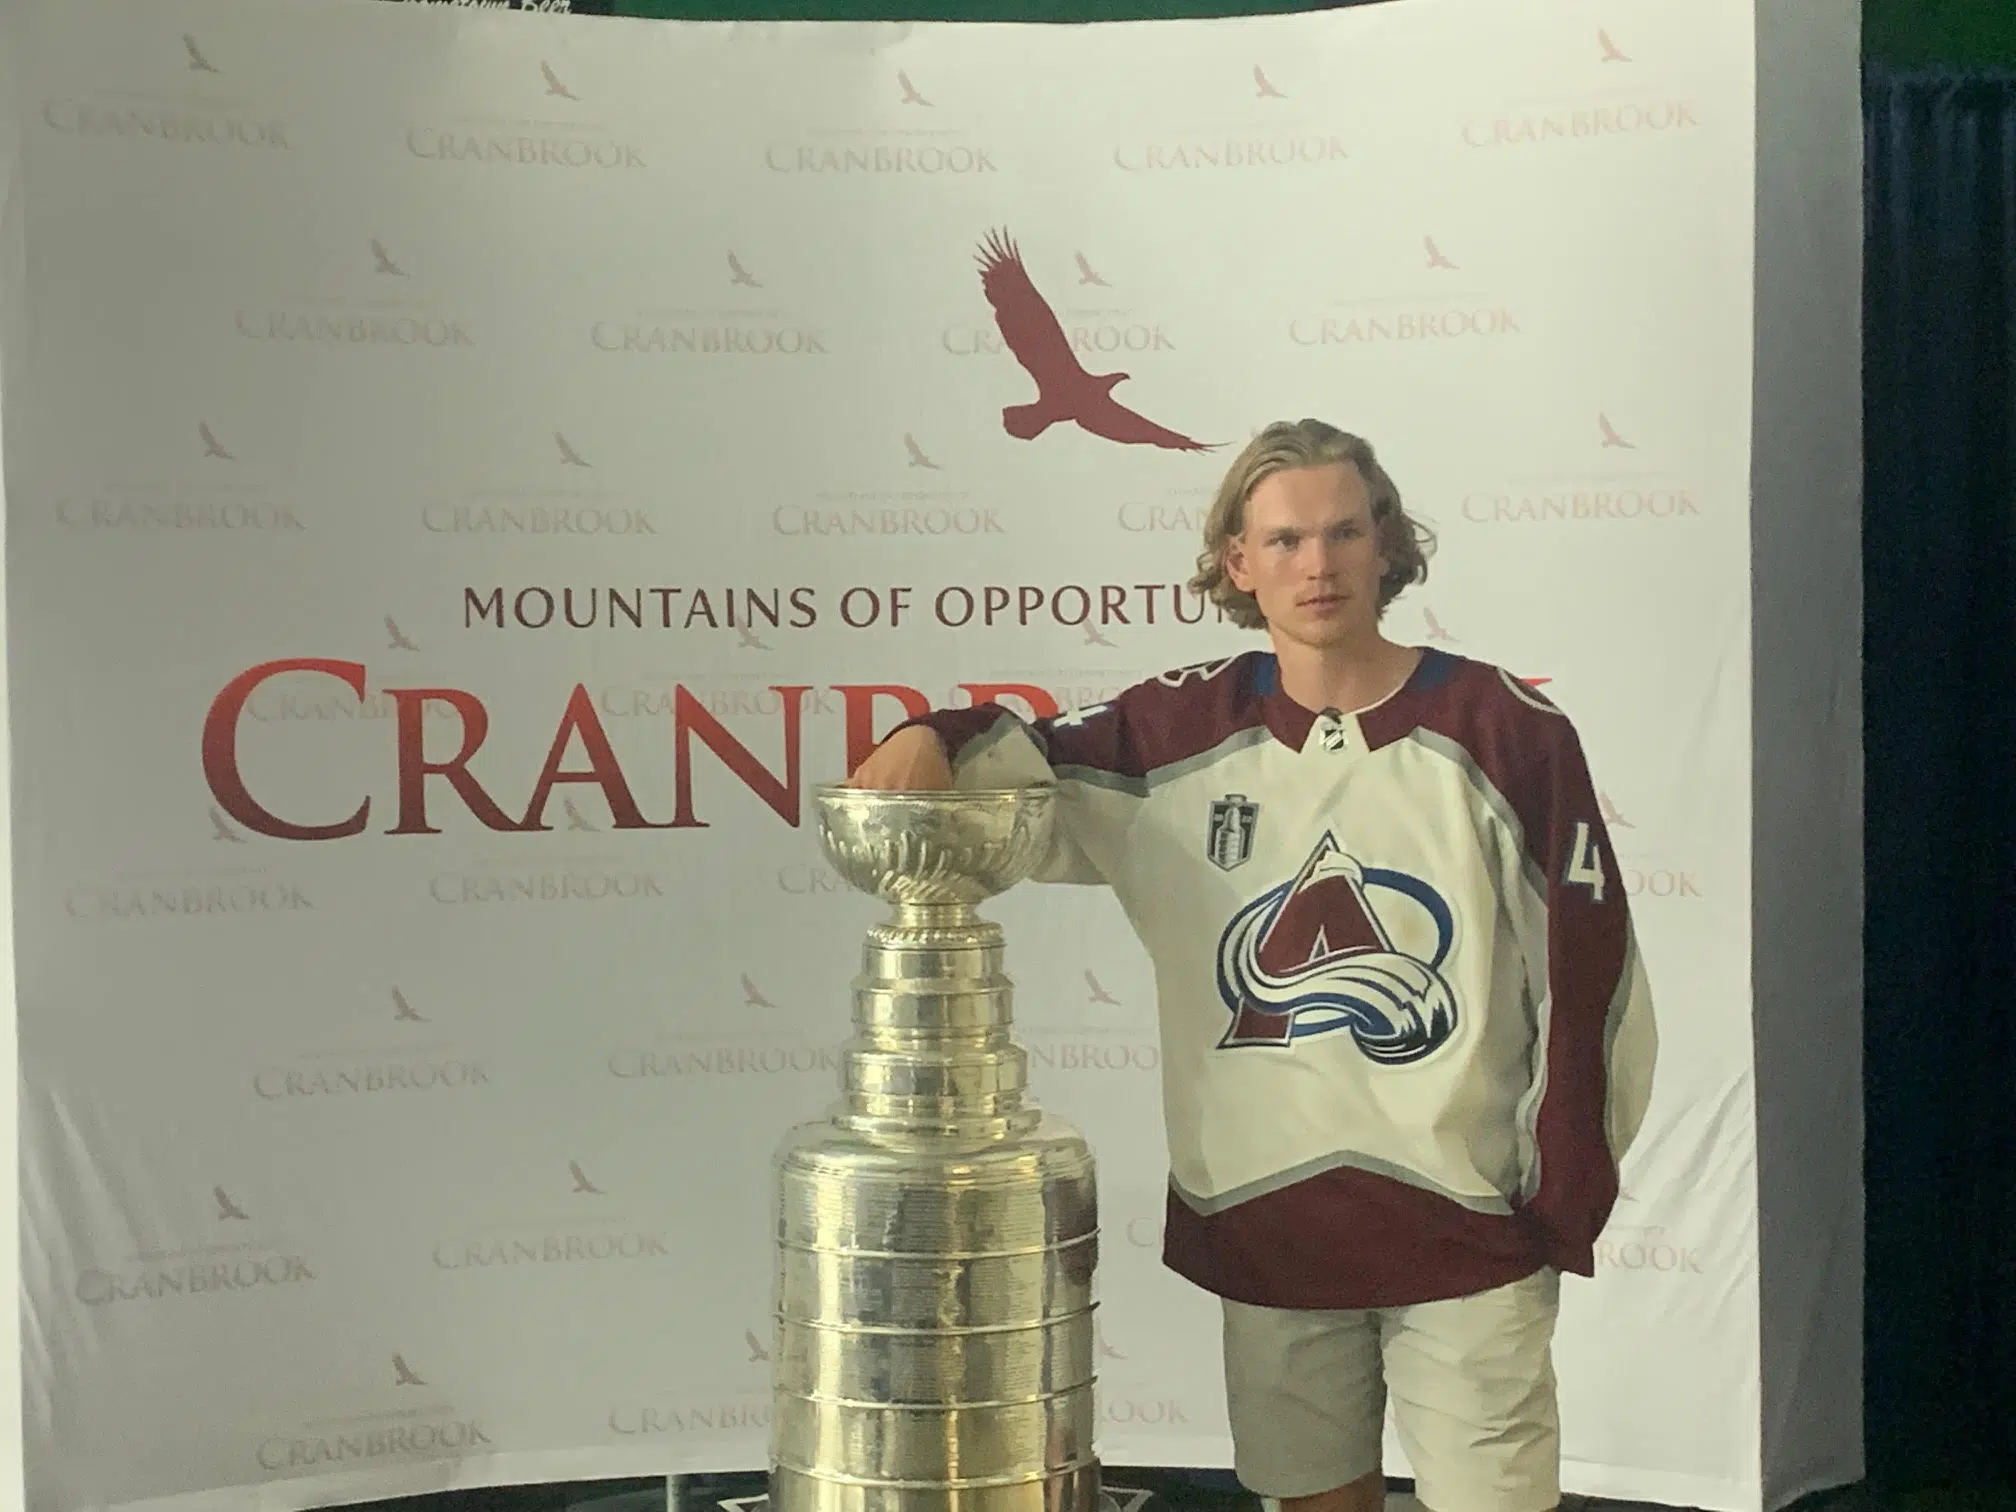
769, 783, 1101, 1512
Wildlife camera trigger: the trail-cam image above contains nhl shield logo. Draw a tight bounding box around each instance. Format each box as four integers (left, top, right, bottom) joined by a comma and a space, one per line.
1207, 793, 1259, 871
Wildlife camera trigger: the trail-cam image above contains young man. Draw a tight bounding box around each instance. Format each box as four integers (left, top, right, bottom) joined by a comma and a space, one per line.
846, 419, 1657, 1512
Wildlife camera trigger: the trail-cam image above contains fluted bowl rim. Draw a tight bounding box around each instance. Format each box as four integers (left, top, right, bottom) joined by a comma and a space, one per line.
810, 783, 1057, 904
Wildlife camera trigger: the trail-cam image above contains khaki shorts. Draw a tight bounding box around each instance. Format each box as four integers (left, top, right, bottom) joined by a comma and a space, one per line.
1220, 1268, 1561, 1512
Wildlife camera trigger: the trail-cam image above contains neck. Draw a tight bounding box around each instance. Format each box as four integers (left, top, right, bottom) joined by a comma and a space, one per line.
1267, 627, 1422, 715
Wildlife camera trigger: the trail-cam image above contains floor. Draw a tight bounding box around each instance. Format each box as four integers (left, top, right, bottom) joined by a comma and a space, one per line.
334, 1466, 1999, 1512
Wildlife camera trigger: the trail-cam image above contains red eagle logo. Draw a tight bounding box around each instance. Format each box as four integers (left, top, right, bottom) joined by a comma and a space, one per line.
974, 229, 1216, 453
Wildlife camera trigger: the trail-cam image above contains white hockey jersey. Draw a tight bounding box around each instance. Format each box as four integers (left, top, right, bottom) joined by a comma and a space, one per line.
900, 648, 1656, 1310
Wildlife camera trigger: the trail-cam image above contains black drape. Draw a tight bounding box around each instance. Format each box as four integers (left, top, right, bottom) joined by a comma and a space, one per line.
1862, 65, 2016, 1488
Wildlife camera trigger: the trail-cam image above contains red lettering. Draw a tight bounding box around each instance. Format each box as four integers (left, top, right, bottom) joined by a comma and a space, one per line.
519, 684, 668, 830
834, 684, 931, 775
672, 686, 811, 828
386, 689, 522, 835
201, 659, 370, 840
958, 683, 1061, 720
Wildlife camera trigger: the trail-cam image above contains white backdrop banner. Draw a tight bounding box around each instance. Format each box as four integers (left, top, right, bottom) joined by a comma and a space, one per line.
3, 0, 1781, 1508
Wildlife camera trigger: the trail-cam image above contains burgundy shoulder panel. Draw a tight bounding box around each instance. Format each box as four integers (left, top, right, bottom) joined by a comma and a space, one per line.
904, 651, 1274, 781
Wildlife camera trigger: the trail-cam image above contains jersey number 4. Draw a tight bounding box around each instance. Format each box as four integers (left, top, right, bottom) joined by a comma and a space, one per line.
1564, 821, 1607, 902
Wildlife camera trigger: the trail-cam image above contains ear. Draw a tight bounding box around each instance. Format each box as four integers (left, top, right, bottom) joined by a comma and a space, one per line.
1223, 535, 1255, 593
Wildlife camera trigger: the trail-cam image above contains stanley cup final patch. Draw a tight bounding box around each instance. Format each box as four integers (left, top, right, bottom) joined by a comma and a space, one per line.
1207, 794, 1259, 871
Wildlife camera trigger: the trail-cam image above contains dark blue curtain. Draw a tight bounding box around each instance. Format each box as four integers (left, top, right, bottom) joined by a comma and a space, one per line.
1862, 65, 2016, 1488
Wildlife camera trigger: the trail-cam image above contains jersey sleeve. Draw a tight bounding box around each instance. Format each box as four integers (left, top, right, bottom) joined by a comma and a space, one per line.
1502, 696, 1659, 1276
890, 691, 1148, 888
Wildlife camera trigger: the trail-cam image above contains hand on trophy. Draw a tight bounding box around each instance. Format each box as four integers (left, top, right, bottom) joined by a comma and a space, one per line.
846, 725, 953, 791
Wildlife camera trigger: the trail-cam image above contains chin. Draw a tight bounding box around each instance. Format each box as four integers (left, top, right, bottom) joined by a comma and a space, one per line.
1285, 620, 1360, 650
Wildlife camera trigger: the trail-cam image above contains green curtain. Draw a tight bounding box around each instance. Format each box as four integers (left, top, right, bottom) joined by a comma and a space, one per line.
1865, 0, 2016, 67
603, 0, 1338, 22
578, 0, 2016, 65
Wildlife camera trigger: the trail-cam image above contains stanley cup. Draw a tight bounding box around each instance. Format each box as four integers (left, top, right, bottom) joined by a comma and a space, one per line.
769, 783, 1101, 1512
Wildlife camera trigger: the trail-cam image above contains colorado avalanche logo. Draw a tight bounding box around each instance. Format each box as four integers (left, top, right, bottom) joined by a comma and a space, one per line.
1214, 833, 1459, 1061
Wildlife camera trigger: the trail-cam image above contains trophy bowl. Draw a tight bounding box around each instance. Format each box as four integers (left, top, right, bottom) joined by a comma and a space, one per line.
811, 783, 1057, 906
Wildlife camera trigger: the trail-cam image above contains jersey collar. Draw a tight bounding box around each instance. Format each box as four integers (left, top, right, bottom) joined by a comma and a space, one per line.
1250, 646, 1456, 752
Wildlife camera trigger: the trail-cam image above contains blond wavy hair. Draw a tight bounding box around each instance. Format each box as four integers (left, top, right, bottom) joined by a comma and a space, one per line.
1189, 419, 1434, 631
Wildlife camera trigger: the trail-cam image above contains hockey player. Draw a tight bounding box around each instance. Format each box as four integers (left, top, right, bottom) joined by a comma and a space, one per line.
845, 418, 1657, 1512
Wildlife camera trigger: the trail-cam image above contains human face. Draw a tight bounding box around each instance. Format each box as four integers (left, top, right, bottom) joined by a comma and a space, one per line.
1224, 461, 1388, 651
